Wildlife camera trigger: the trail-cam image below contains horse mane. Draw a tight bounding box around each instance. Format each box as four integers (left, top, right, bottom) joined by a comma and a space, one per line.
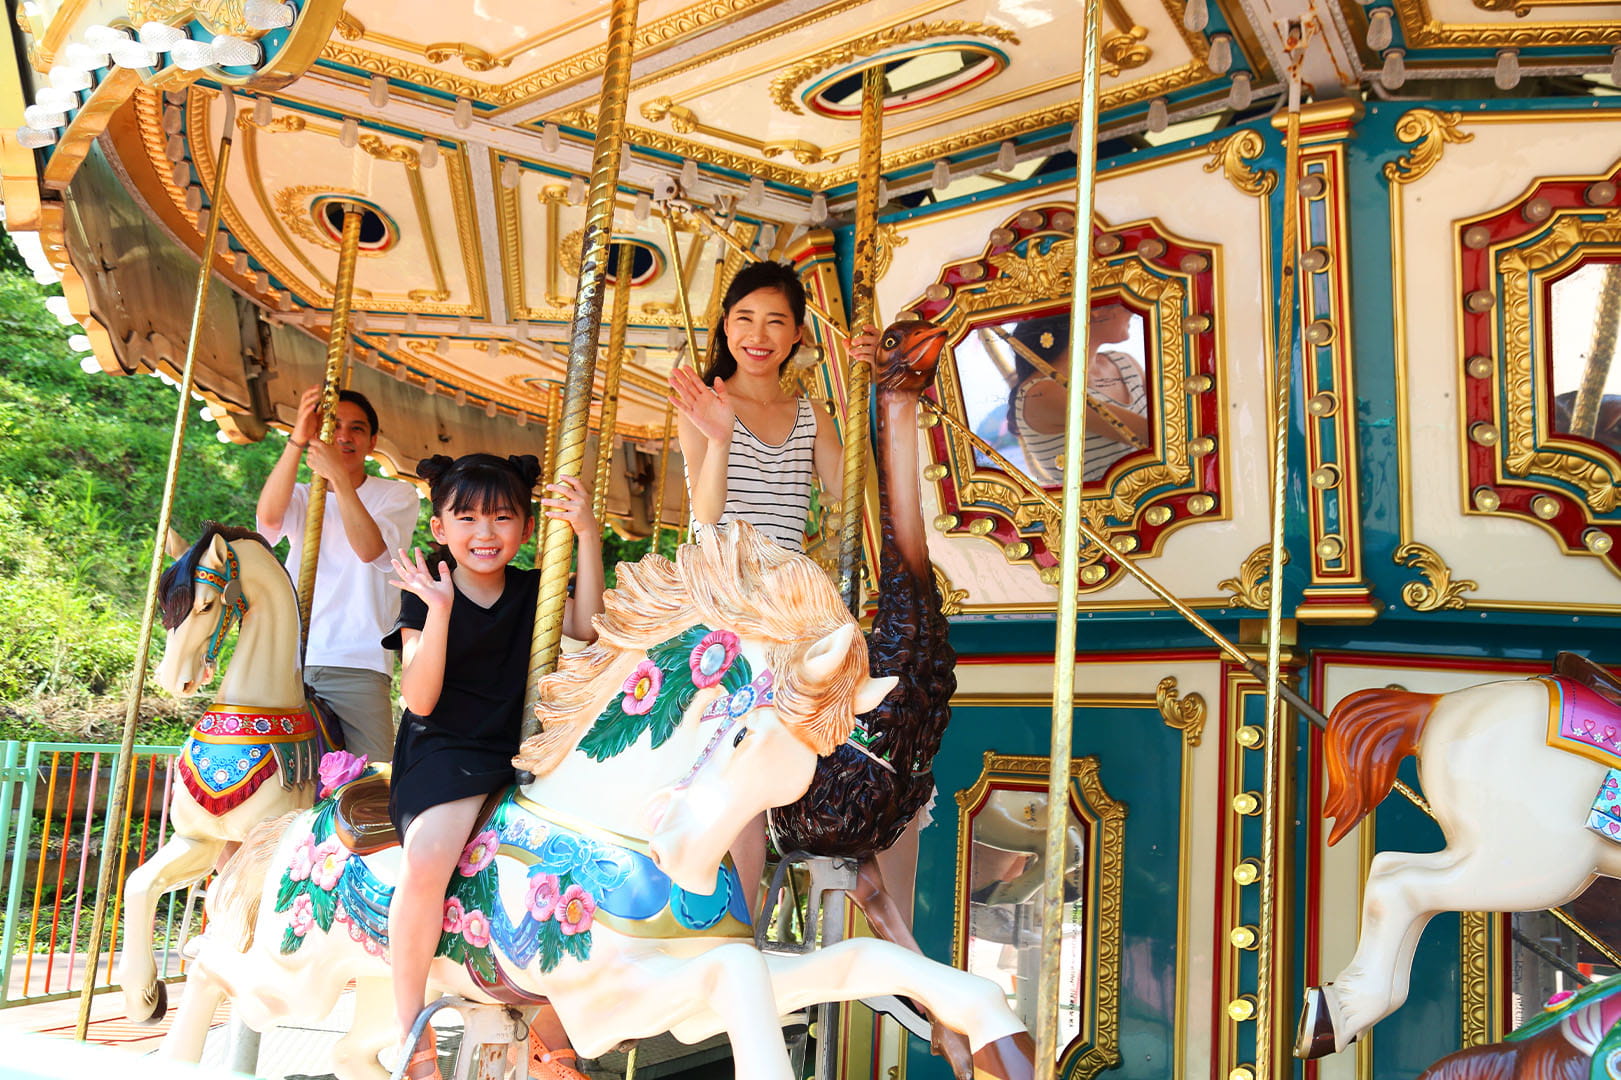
158, 523, 275, 631
514, 521, 869, 776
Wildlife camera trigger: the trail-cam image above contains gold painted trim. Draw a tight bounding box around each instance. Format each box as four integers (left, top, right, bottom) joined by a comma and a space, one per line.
1202, 130, 1276, 198
953, 752, 1125, 1078
951, 692, 1155, 709
1390, 0, 1621, 49
1218, 543, 1286, 610
639, 97, 835, 164
1393, 541, 1477, 611
1382, 110, 1473, 186
1459, 909, 1491, 1047
1156, 675, 1206, 746
930, 562, 968, 616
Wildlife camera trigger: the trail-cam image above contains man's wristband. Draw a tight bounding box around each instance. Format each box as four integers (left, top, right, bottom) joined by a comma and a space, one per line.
290, 437, 309, 450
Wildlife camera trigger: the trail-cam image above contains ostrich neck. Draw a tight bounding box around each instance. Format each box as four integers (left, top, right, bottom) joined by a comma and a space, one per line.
216, 551, 306, 711
876, 389, 929, 581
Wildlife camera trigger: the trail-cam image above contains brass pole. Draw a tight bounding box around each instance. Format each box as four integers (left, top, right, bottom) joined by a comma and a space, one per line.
1570, 263, 1621, 439
75, 92, 239, 1040
649, 208, 704, 548
295, 203, 366, 646
1036, 5, 1102, 1072
592, 245, 635, 521
543, 382, 564, 512
1256, 62, 1305, 1080
523, 0, 640, 733
836, 65, 884, 613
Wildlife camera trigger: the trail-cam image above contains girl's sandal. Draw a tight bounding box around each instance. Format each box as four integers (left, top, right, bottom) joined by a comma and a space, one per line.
528, 1029, 589, 1080
400, 1026, 443, 1080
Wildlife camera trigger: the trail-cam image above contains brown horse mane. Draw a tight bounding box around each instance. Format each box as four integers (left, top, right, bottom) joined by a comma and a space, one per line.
514, 521, 869, 776
157, 523, 276, 631
1416, 1025, 1586, 1080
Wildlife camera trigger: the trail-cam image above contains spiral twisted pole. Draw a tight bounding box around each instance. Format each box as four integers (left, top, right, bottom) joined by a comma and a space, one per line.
592, 243, 635, 520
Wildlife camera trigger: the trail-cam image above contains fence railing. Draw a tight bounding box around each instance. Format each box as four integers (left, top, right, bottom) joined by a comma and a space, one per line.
0, 740, 192, 1009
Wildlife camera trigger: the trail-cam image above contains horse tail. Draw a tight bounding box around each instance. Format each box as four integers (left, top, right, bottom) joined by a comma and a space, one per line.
208, 810, 300, 952
1323, 688, 1440, 846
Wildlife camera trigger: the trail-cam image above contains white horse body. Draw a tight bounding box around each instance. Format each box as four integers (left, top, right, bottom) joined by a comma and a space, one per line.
1305, 675, 1621, 1056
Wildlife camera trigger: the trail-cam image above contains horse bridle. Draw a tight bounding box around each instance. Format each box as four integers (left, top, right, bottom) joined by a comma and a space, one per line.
191, 542, 249, 668
673, 670, 776, 791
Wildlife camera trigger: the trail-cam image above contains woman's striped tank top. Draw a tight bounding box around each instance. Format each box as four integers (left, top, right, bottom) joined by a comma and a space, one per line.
702, 397, 817, 552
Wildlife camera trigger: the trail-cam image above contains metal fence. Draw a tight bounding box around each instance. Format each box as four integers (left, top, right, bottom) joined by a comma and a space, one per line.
0, 740, 192, 1009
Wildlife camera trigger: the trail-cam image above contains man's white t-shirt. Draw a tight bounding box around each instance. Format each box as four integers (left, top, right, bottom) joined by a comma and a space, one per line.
258, 476, 421, 674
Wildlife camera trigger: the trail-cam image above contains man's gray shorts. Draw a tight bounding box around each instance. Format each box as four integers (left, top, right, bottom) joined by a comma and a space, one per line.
305, 665, 396, 766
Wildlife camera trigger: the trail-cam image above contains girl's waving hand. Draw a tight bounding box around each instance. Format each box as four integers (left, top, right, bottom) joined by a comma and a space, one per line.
669, 366, 735, 444
388, 548, 455, 614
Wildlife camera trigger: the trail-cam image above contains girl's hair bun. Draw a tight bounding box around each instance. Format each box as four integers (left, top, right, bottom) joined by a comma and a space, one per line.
507, 454, 543, 489
417, 454, 456, 487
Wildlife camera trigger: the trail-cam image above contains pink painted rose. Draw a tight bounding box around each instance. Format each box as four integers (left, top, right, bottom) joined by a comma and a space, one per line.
460, 908, 492, 949
621, 660, 663, 716
458, 830, 499, 877
526, 873, 560, 921
310, 837, 350, 891
289, 893, 315, 937
442, 896, 466, 934
689, 630, 740, 688
318, 750, 369, 798
557, 884, 597, 936
287, 833, 317, 883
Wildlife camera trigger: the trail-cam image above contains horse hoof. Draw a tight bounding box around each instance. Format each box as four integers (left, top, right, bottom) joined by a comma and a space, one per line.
136, 981, 168, 1026
1294, 985, 1336, 1059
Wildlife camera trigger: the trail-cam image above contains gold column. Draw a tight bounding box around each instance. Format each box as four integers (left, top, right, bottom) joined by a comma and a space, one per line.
543, 382, 564, 511
295, 203, 366, 646
1571, 263, 1621, 439
74, 92, 239, 1040
1036, 3, 1102, 1074
648, 208, 704, 547
593, 244, 635, 521
836, 66, 884, 613
523, 0, 640, 732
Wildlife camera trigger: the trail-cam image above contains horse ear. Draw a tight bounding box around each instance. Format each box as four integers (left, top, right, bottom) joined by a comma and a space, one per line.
207, 531, 231, 565
802, 623, 856, 686
165, 527, 190, 559
853, 675, 898, 716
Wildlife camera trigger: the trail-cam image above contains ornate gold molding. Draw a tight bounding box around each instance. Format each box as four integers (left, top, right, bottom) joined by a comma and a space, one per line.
1390, 0, 1619, 48
335, 11, 365, 39
424, 41, 512, 72
128, 0, 257, 38
1459, 910, 1491, 1047
1394, 541, 1477, 611
768, 21, 1020, 116
873, 222, 907, 284
1218, 544, 1286, 610
1201, 130, 1276, 198
639, 97, 837, 165
931, 562, 968, 616
1155, 676, 1206, 746
1382, 110, 1473, 186
954, 752, 1124, 1078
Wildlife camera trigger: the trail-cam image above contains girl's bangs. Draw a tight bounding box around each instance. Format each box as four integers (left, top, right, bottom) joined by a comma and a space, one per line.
443, 469, 529, 518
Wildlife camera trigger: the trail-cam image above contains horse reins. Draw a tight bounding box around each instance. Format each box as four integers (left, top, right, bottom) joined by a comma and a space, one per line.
192, 542, 249, 668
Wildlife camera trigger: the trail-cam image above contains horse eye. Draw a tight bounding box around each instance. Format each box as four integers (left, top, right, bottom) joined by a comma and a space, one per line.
732, 728, 748, 749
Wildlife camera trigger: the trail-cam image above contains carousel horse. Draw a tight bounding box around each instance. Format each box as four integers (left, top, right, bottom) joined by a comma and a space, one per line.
161, 523, 1037, 1080
1411, 977, 1606, 1080
117, 524, 336, 1024
1296, 653, 1621, 1060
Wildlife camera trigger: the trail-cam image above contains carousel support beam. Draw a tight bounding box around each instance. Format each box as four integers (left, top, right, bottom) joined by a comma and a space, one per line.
295, 203, 366, 648
836, 66, 884, 614
523, 0, 640, 731
74, 92, 239, 1041
592, 244, 635, 521
1036, 1, 1103, 1071
648, 206, 705, 548
1571, 263, 1621, 439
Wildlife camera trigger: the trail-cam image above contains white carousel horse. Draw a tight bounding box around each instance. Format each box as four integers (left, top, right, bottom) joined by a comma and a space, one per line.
162, 523, 1036, 1080
1296, 655, 1621, 1059
118, 524, 333, 1023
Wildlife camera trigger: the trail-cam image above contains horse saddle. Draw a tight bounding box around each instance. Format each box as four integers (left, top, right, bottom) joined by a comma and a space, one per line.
332, 773, 504, 857
1556, 652, 1621, 709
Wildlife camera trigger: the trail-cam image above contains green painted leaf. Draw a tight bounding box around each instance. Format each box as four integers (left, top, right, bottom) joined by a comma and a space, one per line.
537, 924, 564, 974
308, 883, 336, 931
468, 946, 497, 984
280, 926, 303, 955
576, 625, 754, 760
274, 873, 300, 913
561, 929, 592, 964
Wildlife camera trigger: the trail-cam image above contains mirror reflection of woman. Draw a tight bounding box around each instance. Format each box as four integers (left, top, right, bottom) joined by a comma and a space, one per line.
1007, 304, 1150, 485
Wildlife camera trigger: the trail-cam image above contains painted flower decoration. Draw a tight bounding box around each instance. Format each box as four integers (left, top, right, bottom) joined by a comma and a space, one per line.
461, 909, 492, 949
287, 834, 317, 883
689, 630, 740, 689
458, 830, 499, 877
310, 837, 350, 891
557, 884, 597, 936
318, 750, 368, 798
620, 660, 664, 716
526, 872, 561, 922
443, 896, 466, 934
289, 893, 315, 938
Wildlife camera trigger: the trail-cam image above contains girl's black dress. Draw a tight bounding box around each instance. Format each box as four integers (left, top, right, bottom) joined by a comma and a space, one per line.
381, 566, 540, 837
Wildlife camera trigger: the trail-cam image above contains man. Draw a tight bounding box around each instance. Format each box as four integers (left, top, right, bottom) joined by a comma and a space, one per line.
257, 386, 421, 764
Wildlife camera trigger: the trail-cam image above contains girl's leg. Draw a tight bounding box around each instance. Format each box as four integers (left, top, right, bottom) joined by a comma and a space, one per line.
387, 795, 486, 1073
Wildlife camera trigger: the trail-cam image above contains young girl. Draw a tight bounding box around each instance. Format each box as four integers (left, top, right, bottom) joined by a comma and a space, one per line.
384, 454, 602, 1080
669, 259, 877, 553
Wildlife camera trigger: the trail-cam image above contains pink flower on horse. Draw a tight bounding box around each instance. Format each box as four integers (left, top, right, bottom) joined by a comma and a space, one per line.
287, 834, 317, 883
461, 909, 492, 949
289, 893, 315, 938
317, 750, 368, 798
526, 873, 561, 921
557, 885, 597, 936
689, 630, 740, 688
310, 837, 349, 891
459, 830, 499, 877
442, 896, 466, 934
621, 661, 663, 715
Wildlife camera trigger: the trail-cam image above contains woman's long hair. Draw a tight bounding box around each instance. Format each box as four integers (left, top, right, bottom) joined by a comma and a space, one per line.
701, 261, 808, 383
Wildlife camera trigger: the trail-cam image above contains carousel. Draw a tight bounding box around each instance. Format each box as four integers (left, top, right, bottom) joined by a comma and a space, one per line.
1, 0, 1621, 1077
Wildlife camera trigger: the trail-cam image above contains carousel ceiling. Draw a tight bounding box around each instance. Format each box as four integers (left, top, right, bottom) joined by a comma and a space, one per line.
3, 0, 1620, 440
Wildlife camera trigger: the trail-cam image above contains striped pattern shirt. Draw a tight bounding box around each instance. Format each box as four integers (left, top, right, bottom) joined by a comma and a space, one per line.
697, 397, 817, 552
1014, 352, 1148, 485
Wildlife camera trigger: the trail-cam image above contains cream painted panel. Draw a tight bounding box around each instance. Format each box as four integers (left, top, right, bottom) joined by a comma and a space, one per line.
1398, 112, 1621, 608
879, 154, 1271, 611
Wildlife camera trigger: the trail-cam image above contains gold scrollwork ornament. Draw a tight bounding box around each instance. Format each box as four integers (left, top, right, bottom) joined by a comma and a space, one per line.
1383, 110, 1474, 186
1394, 541, 1477, 611
1156, 676, 1207, 746
1218, 543, 1287, 609
1202, 130, 1276, 198
931, 562, 968, 616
